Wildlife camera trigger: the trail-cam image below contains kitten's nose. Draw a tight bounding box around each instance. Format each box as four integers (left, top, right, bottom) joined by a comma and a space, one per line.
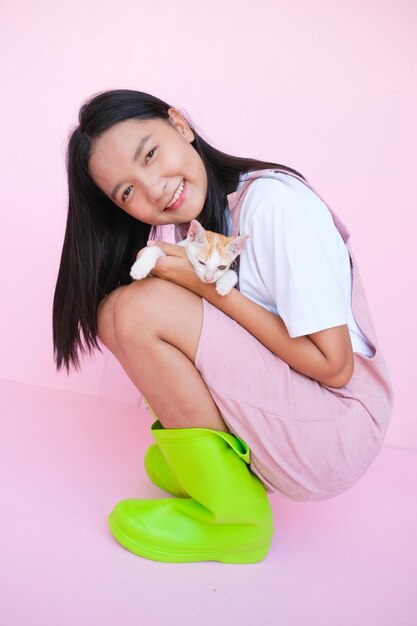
204, 274, 214, 282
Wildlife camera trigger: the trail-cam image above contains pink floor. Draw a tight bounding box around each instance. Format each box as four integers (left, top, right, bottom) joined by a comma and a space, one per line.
1, 378, 416, 626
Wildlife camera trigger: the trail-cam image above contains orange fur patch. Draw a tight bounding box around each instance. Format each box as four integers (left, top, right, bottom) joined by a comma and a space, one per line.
205, 231, 236, 256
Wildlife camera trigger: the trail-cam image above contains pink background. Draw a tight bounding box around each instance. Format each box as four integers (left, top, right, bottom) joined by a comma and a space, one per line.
1, 0, 416, 448
1, 3, 417, 625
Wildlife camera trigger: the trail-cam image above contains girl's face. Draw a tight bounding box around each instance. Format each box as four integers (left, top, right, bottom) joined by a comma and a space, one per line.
88, 111, 208, 225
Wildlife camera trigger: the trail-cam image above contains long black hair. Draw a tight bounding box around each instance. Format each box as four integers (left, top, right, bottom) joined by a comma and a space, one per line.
53, 89, 306, 371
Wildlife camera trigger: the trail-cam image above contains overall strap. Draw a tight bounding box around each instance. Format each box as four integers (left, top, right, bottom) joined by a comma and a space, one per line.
226, 168, 351, 243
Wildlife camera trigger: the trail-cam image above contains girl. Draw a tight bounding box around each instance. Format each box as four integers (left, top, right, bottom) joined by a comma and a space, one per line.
53, 90, 393, 564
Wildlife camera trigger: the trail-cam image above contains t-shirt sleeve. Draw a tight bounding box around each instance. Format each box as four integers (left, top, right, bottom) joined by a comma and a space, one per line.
238, 178, 350, 337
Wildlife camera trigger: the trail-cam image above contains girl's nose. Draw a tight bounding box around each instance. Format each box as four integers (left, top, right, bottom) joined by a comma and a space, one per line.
142, 174, 167, 203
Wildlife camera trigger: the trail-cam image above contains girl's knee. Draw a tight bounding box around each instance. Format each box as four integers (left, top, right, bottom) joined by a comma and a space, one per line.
112, 278, 171, 345
96, 281, 162, 364
112, 278, 202, 349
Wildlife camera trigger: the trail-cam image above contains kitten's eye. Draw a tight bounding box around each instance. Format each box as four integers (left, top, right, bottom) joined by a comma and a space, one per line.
218, 265, 227, 271
122, 185, 133, 202
198, 260, 206, 266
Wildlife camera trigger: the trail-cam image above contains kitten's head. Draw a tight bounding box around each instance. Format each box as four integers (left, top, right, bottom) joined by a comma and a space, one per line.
185, 219, 249, 284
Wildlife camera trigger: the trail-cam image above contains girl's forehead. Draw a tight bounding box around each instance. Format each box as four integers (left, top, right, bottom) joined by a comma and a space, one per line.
90, 118, 167, 168
93, 118, 160, 148
110, 117, 162, 133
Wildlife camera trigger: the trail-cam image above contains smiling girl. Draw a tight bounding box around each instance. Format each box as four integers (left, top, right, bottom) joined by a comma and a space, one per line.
53, 90, 393, 563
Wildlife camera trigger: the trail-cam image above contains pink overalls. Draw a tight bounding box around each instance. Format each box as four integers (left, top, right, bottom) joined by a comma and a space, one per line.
192, 169, 394, 501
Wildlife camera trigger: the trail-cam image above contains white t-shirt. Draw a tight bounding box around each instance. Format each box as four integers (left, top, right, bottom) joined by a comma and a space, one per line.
230, 171, 374, 357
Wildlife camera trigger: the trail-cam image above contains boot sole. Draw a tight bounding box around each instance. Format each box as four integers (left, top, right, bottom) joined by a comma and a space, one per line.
109, 515, 271, 564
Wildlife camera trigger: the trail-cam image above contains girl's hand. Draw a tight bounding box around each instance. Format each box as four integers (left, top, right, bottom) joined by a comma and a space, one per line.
147, 241, 208, 297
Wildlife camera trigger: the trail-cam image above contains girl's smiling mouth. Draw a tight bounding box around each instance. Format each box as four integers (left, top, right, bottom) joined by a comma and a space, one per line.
164, 179, 186, 211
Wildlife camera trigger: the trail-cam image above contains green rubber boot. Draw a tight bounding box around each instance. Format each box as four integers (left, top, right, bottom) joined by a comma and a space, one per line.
108, 421, 274, 564
144, 444, 188, 497
142, 397, 187, 497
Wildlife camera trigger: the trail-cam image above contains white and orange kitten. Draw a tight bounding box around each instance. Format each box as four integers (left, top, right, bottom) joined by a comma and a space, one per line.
130, 219, 249, 296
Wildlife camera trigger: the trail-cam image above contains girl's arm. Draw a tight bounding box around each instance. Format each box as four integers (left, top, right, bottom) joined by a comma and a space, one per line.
149, 245, 354, 388
201, 284, 354, 388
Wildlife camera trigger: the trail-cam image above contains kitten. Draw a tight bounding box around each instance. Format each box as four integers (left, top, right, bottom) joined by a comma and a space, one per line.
130, 219, 249, 296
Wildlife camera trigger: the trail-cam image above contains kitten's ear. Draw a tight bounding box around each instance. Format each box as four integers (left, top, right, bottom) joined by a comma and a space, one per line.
187, 219, 207, 244
227, 234, 249, 257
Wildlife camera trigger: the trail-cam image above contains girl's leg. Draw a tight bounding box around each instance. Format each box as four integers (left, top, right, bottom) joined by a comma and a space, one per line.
100, 279, 274, 565
97, 277, 228, 432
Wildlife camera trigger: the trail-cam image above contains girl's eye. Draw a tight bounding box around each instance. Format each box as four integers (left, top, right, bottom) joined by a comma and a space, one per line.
145, 148, 156, 163
218, 265, 227, 270
122, 185, 133, 202
198, 260, 206, 266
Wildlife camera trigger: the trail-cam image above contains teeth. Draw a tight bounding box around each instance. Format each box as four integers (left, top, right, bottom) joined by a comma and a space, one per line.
166, 180, 184, 208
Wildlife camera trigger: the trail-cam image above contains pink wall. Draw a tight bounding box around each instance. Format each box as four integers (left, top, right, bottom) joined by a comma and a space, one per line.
1, 0, 416, 447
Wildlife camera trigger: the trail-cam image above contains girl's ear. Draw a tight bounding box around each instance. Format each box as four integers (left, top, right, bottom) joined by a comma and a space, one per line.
226, 234, 249, 257
187, 219, 207, 244
168, 108, 195, 142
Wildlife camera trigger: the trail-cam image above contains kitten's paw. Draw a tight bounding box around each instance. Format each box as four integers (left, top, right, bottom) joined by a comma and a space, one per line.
130, 259, 153, 280
215, 270, 237, 296
130, 246, 164, 280
215, 281, 232, 296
